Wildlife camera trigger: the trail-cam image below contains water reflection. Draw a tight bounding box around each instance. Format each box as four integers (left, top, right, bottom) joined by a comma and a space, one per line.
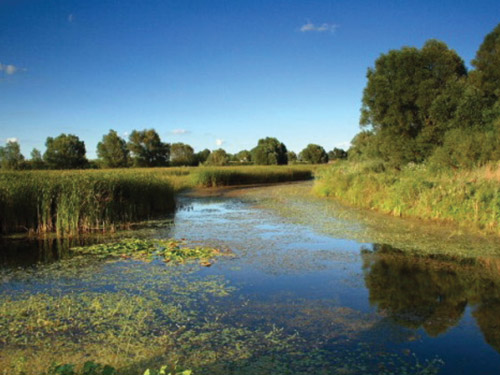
362, 244, 500, 352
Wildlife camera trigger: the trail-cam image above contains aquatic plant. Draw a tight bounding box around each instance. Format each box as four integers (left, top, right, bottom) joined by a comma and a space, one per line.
70, 238, 233, 265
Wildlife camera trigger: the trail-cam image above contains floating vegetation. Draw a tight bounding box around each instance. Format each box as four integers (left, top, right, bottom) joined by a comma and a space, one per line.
70, 238, 233, 265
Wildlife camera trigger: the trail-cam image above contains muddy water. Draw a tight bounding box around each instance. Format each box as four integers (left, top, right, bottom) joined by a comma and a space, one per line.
1, 182, 500, 374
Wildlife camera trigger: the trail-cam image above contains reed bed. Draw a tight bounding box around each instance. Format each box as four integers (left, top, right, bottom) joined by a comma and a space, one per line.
0, 165, 315, 235
191, 165, 314, 187
314, 161, 500, 234
0, 169, 176, 235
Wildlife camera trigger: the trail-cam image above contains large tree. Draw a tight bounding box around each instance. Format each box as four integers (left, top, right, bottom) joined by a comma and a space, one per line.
360, 40, 467, 166
127, 129, 170, 167
0, 140, 24, 170
44, 134, 87, 169
195, 149, 211, 165
170, 143, 196, 166
470, 22, 500, 103
251, 137, 288, 165
205, 148, 229, 166
299, 144, 328, 164
97, 130, 130, 168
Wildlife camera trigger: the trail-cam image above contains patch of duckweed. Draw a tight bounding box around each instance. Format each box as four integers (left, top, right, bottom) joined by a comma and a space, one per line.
70, 238, 233, 266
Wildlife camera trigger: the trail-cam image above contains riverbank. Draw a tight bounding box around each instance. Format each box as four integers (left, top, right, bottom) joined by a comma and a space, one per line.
313, 161, 500, 235
0, 165, 314, 236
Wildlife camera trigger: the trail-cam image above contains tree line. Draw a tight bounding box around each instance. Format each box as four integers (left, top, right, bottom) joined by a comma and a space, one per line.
350, 22, 500, 170
0, 130, 347, 170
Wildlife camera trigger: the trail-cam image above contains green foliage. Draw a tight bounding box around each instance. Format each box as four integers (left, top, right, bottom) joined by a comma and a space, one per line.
251, 137, 288, 165
44, 134, 88, 169
96, 130, 130, 168
360, 40, 467, 166
205, 149, 229, 166
71, 238, 233, 265
29, 148, 46, 169
194, 149, 210, 165
287, 151, 297, 164
191, 165, 314, 187
314, 160, 500, 234
327, 148, 347, 161
235, 150, 252, 163
0, 140, 25, 170
428, 126, 500, 170
471, 22, 500, 103
299, 144, 328, 164
170, 143, 196, 166
128, 129, 170, 167
0, 170, 175, 235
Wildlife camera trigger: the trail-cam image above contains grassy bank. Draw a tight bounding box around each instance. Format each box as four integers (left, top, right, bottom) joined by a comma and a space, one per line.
314, 161, 500, 234
0, 165, 314, 236
191, 165, 314, 187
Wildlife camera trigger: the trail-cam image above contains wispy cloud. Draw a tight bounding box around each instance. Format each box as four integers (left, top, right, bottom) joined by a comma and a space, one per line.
215, 139, 224, 147
335, 141, 350, 149
0, 63, 19, 75
171, 129, 190, 135
6, 137, 19, 143
300, 22, 339, 33
68, 14, 74, 23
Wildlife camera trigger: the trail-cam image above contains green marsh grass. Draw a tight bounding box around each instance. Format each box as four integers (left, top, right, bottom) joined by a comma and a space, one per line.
314, 161, 500, 235
0, 165, 315, 236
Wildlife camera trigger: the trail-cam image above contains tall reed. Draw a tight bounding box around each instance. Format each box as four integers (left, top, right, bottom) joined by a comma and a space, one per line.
0, 170, 176, 235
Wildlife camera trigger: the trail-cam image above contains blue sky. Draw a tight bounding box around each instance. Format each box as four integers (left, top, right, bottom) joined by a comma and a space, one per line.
1, 0, 499, 158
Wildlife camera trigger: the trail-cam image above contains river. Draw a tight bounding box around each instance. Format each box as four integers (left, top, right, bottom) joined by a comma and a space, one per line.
1, 182, 500, 374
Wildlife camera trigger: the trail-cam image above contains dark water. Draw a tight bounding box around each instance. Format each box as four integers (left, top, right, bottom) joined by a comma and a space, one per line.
1, 184, 500, 374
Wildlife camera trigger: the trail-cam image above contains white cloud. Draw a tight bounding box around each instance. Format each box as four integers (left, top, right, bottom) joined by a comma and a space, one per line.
0, 63, 19, 75
68, 14, 74, 22
171, 129, 190, 135
123, 131, 130, 138
300, 22, 339, 33
215, 139, 224, 146
6, 137, 19, 143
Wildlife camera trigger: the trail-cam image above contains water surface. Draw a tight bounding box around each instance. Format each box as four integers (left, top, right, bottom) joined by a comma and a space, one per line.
1, 182, 500, 374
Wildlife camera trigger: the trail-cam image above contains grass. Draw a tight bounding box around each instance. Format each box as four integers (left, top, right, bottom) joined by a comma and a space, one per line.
0, 165, 315, 236
314, 160, 500, 235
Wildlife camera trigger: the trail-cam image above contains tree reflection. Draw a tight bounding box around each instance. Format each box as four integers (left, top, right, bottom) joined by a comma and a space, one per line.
362, 244, 500, 351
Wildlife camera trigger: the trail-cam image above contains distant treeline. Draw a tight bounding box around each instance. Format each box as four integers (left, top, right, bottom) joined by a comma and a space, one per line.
348, 22, 500, 170
0, 131, 347, 170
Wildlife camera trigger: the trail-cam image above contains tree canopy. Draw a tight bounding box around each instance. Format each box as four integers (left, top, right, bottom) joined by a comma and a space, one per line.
97, 130, 130, 168
360, 40, 467, 166
205, 149, 229, 166
251, 137, 288, 165
170, 143, 196, 166
299, 144, 328, 164
0, 141, 24, 170
44, 134, 88, 169
127, 129, 170, 167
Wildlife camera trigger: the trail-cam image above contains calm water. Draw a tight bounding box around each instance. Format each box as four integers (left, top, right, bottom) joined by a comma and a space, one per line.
1, 182, 500, 374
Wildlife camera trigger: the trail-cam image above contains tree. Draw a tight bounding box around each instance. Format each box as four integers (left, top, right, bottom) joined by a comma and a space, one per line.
205, 149, 229, 166
328, 148, 348, 161
127, 129, 170, 167
195, 149, 211, 165
96, 130, 129, 168
30, 148, 45, 169
170, 143, 196, 166
44, 134, 87, 169
299, 144, 328, 164
235, 150, 252, 163
0, 140, 24, 170
360, 40, 467, 166
287, 151, 297, 164
251, 137, 288, 165
470, 22, 500, 103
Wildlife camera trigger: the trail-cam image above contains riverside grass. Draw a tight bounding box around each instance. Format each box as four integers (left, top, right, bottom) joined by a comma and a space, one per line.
0, 165, 314, 236
314, 160, 500, 234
